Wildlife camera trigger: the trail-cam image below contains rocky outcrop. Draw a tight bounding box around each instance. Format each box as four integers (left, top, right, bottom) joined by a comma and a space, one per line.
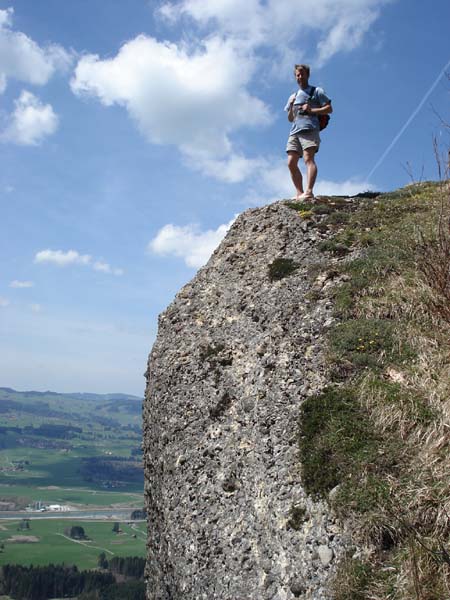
143, 199, 353, 600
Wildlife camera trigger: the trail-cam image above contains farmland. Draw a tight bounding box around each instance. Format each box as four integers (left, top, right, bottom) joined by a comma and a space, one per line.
0, 387, 146, 576
0, 518, 146, 570
0, 387, 144, 511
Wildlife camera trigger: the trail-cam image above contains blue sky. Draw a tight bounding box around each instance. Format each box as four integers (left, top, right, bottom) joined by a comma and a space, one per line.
1, 0, 449, 396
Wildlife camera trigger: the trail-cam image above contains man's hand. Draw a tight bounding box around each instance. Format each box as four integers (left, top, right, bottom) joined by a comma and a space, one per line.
299, 102, 310, 114
288, 93, 297, 105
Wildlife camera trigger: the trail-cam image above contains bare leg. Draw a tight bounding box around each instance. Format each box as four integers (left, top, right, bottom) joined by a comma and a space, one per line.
287, 151, 303, 198
303, 148, 318, 195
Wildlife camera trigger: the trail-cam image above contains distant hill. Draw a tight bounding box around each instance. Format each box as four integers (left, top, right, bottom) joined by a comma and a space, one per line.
0, 387, 142, 402
0, 387, 143, 491
0, 387, 142, 429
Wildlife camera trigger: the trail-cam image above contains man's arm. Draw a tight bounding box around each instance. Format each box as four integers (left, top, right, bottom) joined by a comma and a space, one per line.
287, 93, 296, 122
299, 102, 333, 116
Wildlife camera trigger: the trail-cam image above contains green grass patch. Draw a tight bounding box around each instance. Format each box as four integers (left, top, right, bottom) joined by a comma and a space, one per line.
0, 484, 143, 508
285, 200, 333, 215
0, 448, 143, 493
334, 474, 391, 515
322, 210, 351, 226
298, 387, 380, 496
318, 235, 354, 256
0, 519, 146, 570
363, 377, 437, 428
328, 318, 415, 371
333, 556, 396, 600
285, 201, 314, 212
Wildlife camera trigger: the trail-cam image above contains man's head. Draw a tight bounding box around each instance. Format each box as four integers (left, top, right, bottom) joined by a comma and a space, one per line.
294, 64, 310, 88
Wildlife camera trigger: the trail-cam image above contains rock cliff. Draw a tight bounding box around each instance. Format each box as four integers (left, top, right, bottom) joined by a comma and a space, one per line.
143, 199, 354, 600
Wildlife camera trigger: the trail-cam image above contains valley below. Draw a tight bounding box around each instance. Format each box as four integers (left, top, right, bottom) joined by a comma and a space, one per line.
0, 387, 146, 573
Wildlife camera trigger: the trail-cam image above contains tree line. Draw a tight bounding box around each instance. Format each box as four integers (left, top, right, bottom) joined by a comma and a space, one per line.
0, 564, 114, 600
0, 558, 145, 600
97, 554, 145, 578
80, 456, 143, 485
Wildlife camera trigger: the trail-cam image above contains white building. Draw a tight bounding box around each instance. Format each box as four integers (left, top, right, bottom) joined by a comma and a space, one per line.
48, 504, 71, 512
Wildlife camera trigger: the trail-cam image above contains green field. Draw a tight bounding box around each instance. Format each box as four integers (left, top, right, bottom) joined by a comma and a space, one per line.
0, 483, 143, 508
0, 388, 146, 575
1, 448, 137, 489
0, 388, 144, 506
0, 519, 147, 570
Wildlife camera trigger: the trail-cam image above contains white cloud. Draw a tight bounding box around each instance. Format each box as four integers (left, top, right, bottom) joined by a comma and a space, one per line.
71, 34, 271, 182
244, 158, 375, 205
158, 0, 266, 45
0, 7, 12, 27
149, 216, 236, 268
0, 7, 72, 93
315, 179, 374, 196
1, 90, 59, 145
0, 8, 72, 91
34, 249, 124, 276
264, 160, 375, 197
9, 280, 34, 288
93, 261, 124, 276
184, 151, 267, 183
35, 249, 92, 267
316, 8, 380, 65
158, 0, 392, 65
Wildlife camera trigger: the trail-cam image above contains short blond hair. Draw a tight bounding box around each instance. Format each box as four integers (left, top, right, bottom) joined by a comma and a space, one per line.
294, 64, 310, 77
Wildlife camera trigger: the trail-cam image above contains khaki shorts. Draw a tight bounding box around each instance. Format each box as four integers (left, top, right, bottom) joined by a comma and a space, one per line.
286, 130, 321, 154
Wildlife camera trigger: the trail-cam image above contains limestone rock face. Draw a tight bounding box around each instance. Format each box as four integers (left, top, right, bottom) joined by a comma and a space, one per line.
143, 201, 347, 600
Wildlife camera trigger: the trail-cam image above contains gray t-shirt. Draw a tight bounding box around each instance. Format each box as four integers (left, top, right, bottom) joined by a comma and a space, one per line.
284, 85, 331, 134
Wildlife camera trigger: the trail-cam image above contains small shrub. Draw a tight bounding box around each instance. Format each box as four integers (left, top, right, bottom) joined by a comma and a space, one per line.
268, 258, 300, 281
285, 201, 314, 212
286, 504, 307, 530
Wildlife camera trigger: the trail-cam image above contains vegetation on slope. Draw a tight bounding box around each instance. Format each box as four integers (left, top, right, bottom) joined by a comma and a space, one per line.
296, 181, 450, 599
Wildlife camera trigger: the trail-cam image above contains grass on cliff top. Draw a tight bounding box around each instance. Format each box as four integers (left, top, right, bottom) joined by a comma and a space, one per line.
296, 181, 450, 600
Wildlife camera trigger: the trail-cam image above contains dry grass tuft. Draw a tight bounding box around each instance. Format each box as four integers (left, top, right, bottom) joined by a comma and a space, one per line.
416, 180, 450, 323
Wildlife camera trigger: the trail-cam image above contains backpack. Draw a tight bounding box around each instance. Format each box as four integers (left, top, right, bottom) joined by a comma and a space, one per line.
307, 86, 330, 131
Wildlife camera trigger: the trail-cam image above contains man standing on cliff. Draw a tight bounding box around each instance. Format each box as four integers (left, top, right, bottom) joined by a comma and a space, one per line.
285, 64, 332, 201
